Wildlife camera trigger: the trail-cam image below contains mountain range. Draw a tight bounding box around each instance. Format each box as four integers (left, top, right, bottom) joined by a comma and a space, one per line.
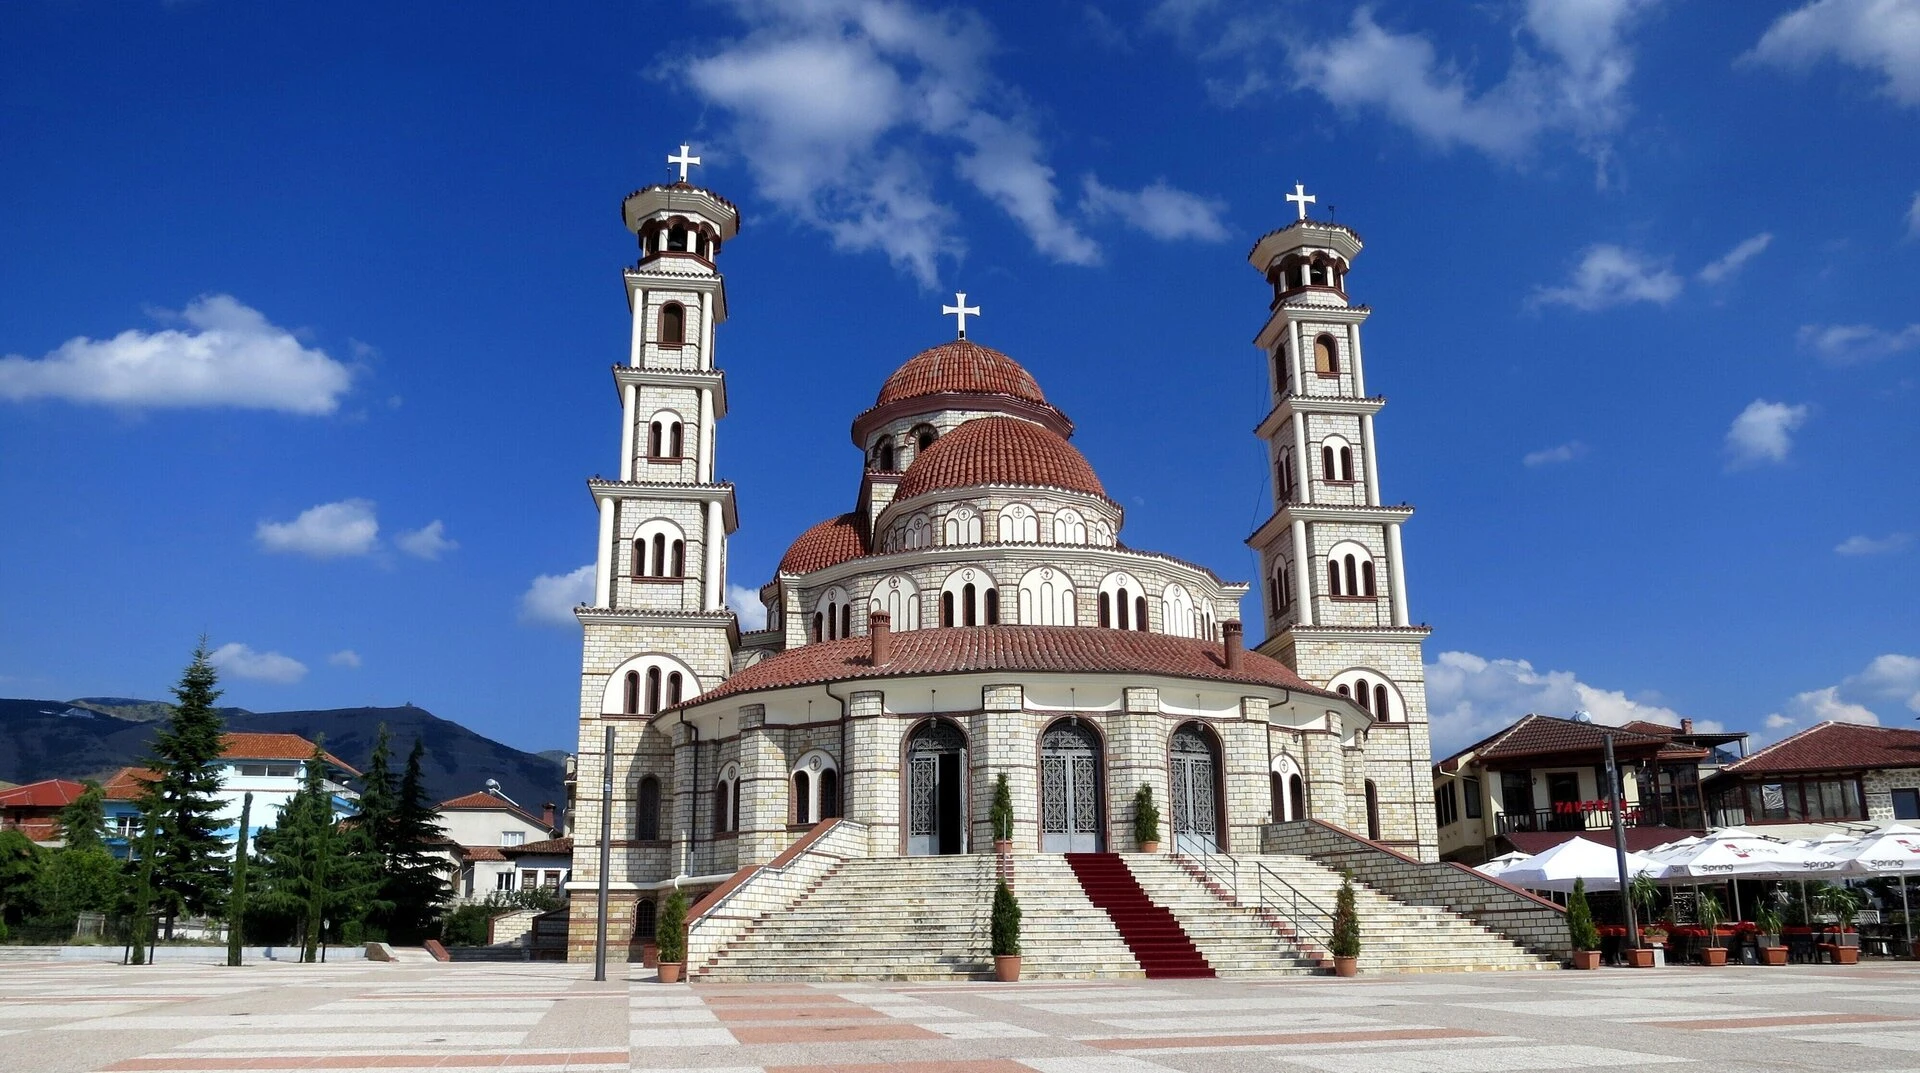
0, 697, 569, 817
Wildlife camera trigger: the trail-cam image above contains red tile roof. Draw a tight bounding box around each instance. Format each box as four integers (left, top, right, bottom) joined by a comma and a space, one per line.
219, 733, 359, 775
102, 767, 156, 801
462, 846, 508, 862
504, 837, 573, 857
895, 416, 1106, 503
877, 340, 1047, 407
439, 790, 550, 830
777, 512, 869, 575
1723, 721, 1920, 776
1439, 713, 1702, 770
678, 624, 1330, 709
0, 779, 89, 810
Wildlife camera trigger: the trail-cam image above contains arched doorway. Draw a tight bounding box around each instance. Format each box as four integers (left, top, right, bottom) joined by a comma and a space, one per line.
1170, 723, 1223, 855
1040, 720, 1103, 852
1270, 753, 1306, 822
906, 719, 968, 856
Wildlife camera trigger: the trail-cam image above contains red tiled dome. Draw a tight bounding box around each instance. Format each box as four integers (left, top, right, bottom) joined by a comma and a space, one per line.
895, 416, 1105, 502
777, 512, 868, 575
876, 340, 1047, 407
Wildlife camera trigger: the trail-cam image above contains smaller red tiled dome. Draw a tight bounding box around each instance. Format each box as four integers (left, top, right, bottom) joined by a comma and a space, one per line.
877, 340, 1047, 407
777, 513, 868, 575
895, 417, 1105, 502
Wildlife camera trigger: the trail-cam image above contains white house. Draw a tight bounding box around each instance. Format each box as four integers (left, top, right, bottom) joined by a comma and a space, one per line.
438, 785, 561, 900
101, 732, 360, 858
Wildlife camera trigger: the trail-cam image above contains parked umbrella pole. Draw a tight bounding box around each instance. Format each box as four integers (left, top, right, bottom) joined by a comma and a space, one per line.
1604, 732, 1638, 945
1904, 879, 1911, 952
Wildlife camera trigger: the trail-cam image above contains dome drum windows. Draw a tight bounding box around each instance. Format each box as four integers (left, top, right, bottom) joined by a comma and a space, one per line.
1051, 507, 1087, 544
1096, 571, 1149, 632
1323, 541, 1378, 600
943, 506, 983, 546
812, 586, 853, 642
998, 503, 1038, 543
868, 574, 921, 631
792, 751, 840, 826
1161, 582, 1197, 638
1017, 566, 1076, 626
939, 568, 999, 627
869, 436, 897, 472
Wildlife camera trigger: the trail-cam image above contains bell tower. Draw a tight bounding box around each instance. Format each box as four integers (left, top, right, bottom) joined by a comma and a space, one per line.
568, 146, 742, 958
1244, 184, 1436, 860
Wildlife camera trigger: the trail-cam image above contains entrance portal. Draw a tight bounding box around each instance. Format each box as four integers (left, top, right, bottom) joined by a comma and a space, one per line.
907, 719, 967, 855
1040, 721, 1102, 852
1170, 723, 1220, 855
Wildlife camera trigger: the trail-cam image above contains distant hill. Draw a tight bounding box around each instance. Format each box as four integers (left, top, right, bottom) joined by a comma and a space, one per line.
0, 698, 568, 819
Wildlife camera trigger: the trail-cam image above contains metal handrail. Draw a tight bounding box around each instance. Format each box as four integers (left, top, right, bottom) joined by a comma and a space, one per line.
692, 819, 868, 926
1177, 844, 1335, 951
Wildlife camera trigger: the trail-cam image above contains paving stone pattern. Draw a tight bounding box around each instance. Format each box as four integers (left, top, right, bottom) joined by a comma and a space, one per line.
12, 957, 1920, 1072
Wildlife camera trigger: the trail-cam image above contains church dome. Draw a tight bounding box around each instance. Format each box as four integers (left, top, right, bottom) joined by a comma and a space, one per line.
876, 340, 1048, 407
895, 416, 1105, 502
778, 512, 867, 575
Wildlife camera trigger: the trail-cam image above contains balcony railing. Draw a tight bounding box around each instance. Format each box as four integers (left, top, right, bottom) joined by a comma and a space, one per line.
1497, 801, 1705, 836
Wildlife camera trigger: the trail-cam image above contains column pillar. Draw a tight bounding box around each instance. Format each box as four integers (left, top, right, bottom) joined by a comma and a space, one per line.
629, 288, 646, 367
1347, 323, 1367, 398
1288, 318, 1305, 398
698, 387, 716, 483
594, 495, 615, 609
671, 722, 698, 878
1291, 414, 1310, 505
1291, 518, 1314, 627
736, 705, 783, 862
704, 498, 724, 611
1387, 522, 1410, 627
845, 691, 896, 855
701, 291, 715, 371
619, 383, 638, 481
1360, 414, 1381, 507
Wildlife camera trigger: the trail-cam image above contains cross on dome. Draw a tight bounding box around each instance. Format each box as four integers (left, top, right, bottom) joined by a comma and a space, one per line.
941, 292, 980, 339
1286, 182, 1316, 221
668, 144, 701, 183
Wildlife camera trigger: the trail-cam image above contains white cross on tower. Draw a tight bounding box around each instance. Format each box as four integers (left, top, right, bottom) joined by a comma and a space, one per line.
668, 144, 701, 183
942, 292, 981, 339
1286, 181, 1316, 221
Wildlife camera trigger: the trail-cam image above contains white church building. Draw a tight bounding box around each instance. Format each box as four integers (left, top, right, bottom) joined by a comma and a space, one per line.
563, 154, 1455, 970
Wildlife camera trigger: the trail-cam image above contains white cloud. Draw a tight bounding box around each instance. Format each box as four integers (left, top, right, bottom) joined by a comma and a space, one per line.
521, 565, 594, 627
1080, 176, 1230, 241
1523, 441, 1589, 467
1425, 650, 1704, 755
256, 499, 380, 558
396, 520, 458, 560
1746, 0, 1920, 107
0, 294, 354, 414
1532, 245, 1684, 311
1836, 532, 1914, 555
1908, 191, 1920, 238
328, 649, 362, 669
686, 0, 1119, 284
1797, 322, 1920, 364
1761, 653, 1920, 734
1725, 399, 1811, 466
1698, 232, 1774, 282
728, 584, 769, 630
1162, 1, 1658, 171
208, 643, 308, 685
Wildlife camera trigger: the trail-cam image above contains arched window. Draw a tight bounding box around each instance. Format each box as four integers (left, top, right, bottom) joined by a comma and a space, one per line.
636, 899, 657, 938
1364, 780, 1381, 840
645, 667, 662, 714
941, 591, 955, 627
646, 411, 683, 458
869, 574, 921, 631
648, 422, 663, 458
1051, 507, 1087, 544
963, 583, 977, 625
1328, 668, 1401, 723
670, 422, 684, 457
911, 423, 938, 452
939, 568, 995, 628
1017, 566, 1076, 626
1326, 541, 1375, 599
872, 440, 895, 471
985, 587, 1000, 625
1290, 775, 1306, 821
1375, 683, 1391, 720
841, 603, 852, 638
602, 654, 697, 716
1314, 334, 1339, 375
660, 302, 686, 345
1327, 560, 1343, 596
1340, 446, 1354, 481
636, 776, 660, 840
943, 506, 982, 545
1161, 583, 1196, 638
652, 534, 667, 578
1274, 348, 1290, 396
1361, 560, 1376, 596
622, 671, 640, 715
793, 751, 838, 824
998, 503, 1038, 543
1354, 676, 1372, 713
1320, 436, 1353, 483
906, 514, 933, 550
670, 540, 685, 577
1097, 572, 1146, 631
1277, 446, 1297, 503
1322, 445, 1336, 481
811, 612, 824, 642
667, 672, 683, 706
1117, 588, 1131, 629
1134, 595, 1148, 631
815, 587, 850, 641
1098, 591, 1112, 627
1092, 519, 1115, 546
633, 519, 687, 578
1344, 554, 1359, 597
714, 763, 739, 834
667, 225, 688, 252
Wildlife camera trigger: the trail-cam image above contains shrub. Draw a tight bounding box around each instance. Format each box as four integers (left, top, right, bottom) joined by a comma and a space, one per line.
1697, 891, 1725, 947
990, 879, 1020, 957
440, 904, 493, 947
1755, 905, 1783, 937
1566, 877, 1599, 952
655, 889, 688, 964
1133, 785, 1160, 846
1330, 871, 1361, 959
990, 774, 1014, 842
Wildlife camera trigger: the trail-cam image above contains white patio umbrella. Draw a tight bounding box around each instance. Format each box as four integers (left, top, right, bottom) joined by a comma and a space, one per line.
1499, 836, 1661, 893
1827, 828, 1920, 948
1476, 850, 1531, 878
1654, 835, 1848, 920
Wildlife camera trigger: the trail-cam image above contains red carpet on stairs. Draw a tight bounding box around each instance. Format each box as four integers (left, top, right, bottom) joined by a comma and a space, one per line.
1065, 853, 1214, 978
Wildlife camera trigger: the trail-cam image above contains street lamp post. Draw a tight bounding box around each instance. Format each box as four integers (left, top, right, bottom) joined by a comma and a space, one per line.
1604, 731, 1639, 947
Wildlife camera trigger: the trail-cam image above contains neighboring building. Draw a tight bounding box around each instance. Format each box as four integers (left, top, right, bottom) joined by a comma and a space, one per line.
0, 779, 89, 845
1434, 714, 1748, 863
439, 787, 560, 900
99, 732, 359, 857
1707, 721, 1920, 829
566, 163, 1436, 959
504, 837, 573, 896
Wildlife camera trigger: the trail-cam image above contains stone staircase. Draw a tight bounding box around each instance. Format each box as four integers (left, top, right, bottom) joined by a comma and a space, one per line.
1066, 853, 1212, 978
1004, 854, 1144, 978
1119, 854, 1329, 976
1162, 852, 1558, 974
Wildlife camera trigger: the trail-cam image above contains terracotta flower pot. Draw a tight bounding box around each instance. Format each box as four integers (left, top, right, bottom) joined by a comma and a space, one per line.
1761, 946, 1789, 966
657, 962, 684, 983
1627, 947, 1656, 968
1833, 946, 1859, 965
1910, 939, 1920, 961
994, 954, 1021, 982
993, 839, 1012, 855
1701, 946, 1728, 966
1571, 950, 1602, 970
1138, 840, 1161, 854
1333, 956, 1359, 977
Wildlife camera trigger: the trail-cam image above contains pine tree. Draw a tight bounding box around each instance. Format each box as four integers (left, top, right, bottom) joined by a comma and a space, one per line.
252, 739, 382, 962
58, 781, 108, 853
382, 738, 452, 941
352, 725, 399, 939
140, 641, 232, 937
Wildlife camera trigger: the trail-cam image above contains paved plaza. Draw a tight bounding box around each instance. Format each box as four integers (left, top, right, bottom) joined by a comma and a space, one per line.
9, 959, 1920, 1073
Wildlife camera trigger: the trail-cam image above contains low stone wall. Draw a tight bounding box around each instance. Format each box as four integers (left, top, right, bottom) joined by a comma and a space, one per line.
0, 945, 368, 963
684, 818, 869, 970
1265, 818, 1570, 959
487, 908, 542, 948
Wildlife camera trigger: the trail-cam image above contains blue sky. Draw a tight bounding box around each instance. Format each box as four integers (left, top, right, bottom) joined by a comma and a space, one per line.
2, 0, 1916, 757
